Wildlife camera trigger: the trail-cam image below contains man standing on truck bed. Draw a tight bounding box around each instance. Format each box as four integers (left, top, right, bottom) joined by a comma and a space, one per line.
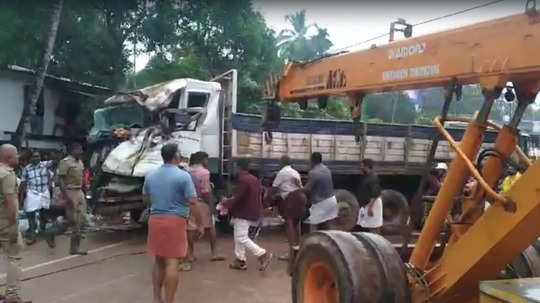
303, 152, 338, 231
223, 158, 273, 271
356, 158, 383, 233
144, 143, 198, 303
46, 142, 87, 255
0, 144, 31, 303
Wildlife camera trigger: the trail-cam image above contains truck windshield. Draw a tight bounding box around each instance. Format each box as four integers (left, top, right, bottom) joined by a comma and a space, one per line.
90, 104, 145, 137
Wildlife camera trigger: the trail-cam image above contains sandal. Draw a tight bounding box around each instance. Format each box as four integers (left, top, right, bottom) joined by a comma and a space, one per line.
229, 259, 247, 270
178, 262, 192, 272
258, 252, 273, 271
211, 255, 225, 262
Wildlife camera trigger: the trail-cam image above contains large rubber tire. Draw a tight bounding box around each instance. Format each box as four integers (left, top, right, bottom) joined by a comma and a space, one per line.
331, 190, 360, 232
380, 190, 410, 235
292, 231, 410, 303
381, 189, 409, 226
502, 239, 540, 278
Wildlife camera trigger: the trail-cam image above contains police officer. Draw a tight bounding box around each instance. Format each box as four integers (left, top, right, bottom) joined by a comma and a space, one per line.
0, 144, 30, 303
47, 142, 87, 255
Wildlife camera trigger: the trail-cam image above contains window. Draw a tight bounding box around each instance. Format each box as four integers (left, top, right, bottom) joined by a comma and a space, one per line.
168, 90, 181, 109
187, 92, 209, 108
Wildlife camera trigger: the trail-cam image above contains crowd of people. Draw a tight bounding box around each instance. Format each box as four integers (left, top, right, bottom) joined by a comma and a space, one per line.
143, 143, 386, 303
0, 141, 387, 303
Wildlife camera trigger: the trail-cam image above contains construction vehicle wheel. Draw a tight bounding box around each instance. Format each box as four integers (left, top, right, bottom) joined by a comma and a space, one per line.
292, 231, 410, 303
330, 190, 359, 231
504, 240, 540, 278
380, 189, 410, 234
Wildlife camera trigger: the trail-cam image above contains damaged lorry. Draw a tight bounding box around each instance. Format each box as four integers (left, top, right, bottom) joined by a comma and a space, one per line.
87, 69, 531, 231
87, 71, 234, 222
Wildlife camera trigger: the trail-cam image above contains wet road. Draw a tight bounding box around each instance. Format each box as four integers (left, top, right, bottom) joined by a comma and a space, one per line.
2, 226, 292, 303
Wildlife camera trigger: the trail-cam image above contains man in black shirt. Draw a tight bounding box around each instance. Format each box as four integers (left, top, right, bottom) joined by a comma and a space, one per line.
356, 159, 383, 232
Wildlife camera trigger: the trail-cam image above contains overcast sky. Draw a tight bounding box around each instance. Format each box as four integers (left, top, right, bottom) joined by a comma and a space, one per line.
253, 0, 524, 52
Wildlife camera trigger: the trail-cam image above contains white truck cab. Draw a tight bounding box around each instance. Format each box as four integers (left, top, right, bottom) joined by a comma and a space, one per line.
88, 71, 237, 219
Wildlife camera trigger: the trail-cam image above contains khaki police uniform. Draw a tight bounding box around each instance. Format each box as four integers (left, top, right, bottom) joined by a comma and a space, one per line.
57, 156, 86, 237
0, 163, 23, 300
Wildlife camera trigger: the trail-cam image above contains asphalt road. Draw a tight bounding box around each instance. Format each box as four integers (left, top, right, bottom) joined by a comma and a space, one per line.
1, 225, 292, 303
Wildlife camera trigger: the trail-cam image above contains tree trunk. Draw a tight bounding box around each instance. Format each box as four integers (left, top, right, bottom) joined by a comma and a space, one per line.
13, 0, 64, 148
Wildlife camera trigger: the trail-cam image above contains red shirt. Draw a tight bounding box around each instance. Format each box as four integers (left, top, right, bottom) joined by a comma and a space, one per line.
224, 171, 263, 221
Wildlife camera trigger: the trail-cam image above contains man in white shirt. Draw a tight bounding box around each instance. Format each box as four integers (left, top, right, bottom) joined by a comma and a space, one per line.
272, 155, 307, 274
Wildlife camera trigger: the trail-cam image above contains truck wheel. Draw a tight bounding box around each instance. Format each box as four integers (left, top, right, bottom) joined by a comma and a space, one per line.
502, 240, 540, 278
130, 209, 143, 223
292, 231, 410, 303
381, 189, 410, 234
330, 190, 359, 231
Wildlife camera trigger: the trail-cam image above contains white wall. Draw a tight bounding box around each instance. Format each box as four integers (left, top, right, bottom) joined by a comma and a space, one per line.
0, 74, 72, 149
43, 87, 61, 136
0, 77, 25, 134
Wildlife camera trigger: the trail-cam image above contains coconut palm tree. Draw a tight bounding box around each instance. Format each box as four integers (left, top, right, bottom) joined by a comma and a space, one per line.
14, 0, 64, 147
277, 10, 332, 61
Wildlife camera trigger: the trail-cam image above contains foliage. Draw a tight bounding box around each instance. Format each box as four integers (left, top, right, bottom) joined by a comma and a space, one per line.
133, 0, 281, 112
131, 54, 212, 88
276, 10, 333, 61
0, 0, 155, 90
363, 93, 416, 124
0, 0, 47, 68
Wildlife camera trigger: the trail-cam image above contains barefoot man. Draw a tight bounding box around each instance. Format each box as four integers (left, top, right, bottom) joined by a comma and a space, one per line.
144, 143, 198, 303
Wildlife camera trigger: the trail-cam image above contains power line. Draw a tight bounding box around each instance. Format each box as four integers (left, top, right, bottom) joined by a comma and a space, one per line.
412, 0, 506, 27
330, 0, 507, 54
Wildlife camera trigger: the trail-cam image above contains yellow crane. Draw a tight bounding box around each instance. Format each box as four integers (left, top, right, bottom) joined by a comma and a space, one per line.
266, 2, 540, 302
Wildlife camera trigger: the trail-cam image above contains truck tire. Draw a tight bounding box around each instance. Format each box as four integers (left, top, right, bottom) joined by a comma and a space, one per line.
381, 189, 409, 233
502, 239, 540, 278
331, 190, 359, 231
292, 231, 410, 303
130, 209, 143, 223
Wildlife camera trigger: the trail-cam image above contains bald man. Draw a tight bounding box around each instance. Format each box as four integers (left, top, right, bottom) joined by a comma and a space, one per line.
0, 144, 30, 303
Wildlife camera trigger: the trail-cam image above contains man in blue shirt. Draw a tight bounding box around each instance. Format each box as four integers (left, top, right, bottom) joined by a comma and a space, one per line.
144, 143, 198, 303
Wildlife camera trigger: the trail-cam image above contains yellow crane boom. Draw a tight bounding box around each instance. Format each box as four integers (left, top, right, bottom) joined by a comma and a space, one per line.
273, 4, 540, 303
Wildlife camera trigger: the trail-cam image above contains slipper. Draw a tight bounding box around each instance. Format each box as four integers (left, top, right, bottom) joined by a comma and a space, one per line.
258, 252, 274, 272
178, 262, 192, 272
278, 253, 289, 261
229, 259, 247, 271
210, 255, 225, 262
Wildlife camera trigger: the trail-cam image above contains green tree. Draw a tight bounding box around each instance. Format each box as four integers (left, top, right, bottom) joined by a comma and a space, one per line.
134, 0, 280, 113
277, 10, 332, 61
363, 93, 416, 124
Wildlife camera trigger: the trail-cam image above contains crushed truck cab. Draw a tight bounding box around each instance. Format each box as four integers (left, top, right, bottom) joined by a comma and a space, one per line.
87, 77, 226, 220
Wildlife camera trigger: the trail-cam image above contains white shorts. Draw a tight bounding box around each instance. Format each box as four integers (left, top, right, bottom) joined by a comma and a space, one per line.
304, 195, 338, 225
357, 196, 383, 228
